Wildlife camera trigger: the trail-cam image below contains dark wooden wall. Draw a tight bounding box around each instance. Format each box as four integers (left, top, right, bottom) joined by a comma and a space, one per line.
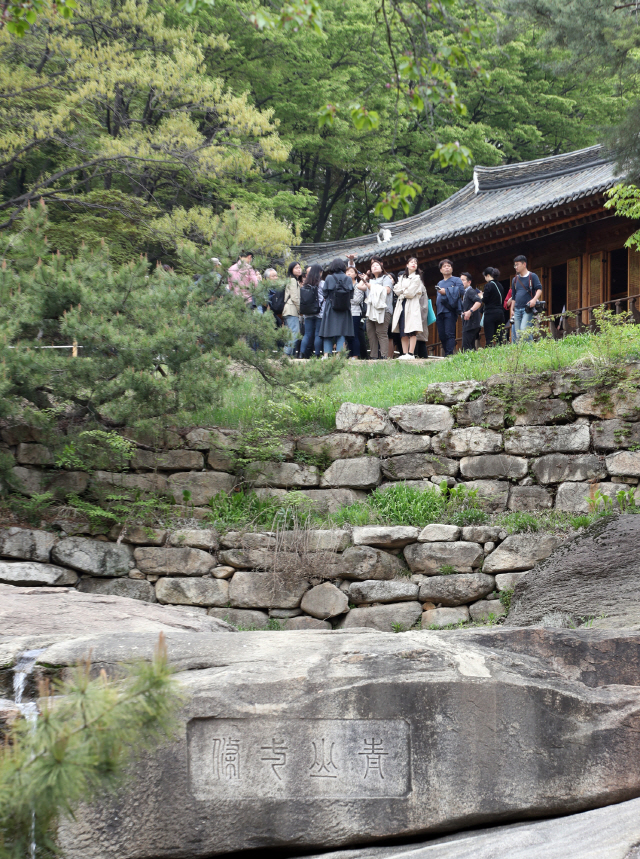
381, 213, 640, 354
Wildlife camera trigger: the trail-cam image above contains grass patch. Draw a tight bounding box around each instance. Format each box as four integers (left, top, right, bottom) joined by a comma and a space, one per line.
205, 489, 315, 531
201, 483, 487, 532
196, 326, 640, 433
329, 483, 487, 529
496, 508, 640, 535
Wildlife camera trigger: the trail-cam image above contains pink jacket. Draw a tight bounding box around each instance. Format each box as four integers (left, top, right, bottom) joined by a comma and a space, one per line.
228, 262, 260, 304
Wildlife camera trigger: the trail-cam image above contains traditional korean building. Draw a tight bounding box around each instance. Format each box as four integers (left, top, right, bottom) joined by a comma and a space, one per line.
296, 145, 640, 352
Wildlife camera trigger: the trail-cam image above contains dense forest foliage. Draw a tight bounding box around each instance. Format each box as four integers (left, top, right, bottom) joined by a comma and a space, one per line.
1, 0, 639, 261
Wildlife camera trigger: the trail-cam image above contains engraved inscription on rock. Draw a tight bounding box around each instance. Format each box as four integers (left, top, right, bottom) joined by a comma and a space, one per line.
188, 719, 411, 799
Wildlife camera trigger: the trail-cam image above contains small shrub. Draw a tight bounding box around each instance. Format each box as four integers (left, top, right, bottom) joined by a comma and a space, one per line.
499, 511, 541, 534
499, 588, 514, 612
8, 491, 55, 526
55, 429, 136, 472
391, 622, 407, 633
439, 564, 456, 575
294, 447, 333, 473
330, 483, 485, 529
66, 491, 175, 529
570, 514, 594, 529
206, 489, 314, 530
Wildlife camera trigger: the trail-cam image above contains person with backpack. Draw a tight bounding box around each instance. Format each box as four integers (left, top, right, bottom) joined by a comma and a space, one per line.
267, 268, 286, 327
482, 267, 505, 346
460, 272, 483, 352
435, 259, 464, 356
319, 258, 354, 356
511, 254, 542, 341
299, 264, 325, 358
362, 258, 394, 359
345, 265, 366, 359
282, 261, 303, 355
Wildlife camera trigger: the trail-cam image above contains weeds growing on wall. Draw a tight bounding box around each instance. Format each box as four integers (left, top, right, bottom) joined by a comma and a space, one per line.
205, 489, 316, 531
330, 483, 487, 529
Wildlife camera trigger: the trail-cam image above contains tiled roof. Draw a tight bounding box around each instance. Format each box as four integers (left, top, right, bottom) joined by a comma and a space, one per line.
295, 145, 619, 267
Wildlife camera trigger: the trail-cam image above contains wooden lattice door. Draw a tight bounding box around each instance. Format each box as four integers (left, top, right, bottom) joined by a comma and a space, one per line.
588, 252, 603, 308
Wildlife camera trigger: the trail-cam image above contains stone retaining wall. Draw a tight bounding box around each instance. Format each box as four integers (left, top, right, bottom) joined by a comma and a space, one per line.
0, 522, 564, 631
4, 365, 640, 630
7, 368, 640, 519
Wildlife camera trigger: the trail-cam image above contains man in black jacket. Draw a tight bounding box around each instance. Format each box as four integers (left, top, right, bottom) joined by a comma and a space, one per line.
460, 272, 483, 352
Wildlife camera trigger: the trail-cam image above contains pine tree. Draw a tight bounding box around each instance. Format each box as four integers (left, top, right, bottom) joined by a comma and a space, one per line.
0, 636, 181, 859
0, 202, 341, 432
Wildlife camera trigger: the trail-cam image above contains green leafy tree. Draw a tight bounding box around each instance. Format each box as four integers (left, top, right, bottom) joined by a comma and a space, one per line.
501, 0, 640, 174
0, 0, 296, 260
203, 0, 629, 242
0, 637, 181, 859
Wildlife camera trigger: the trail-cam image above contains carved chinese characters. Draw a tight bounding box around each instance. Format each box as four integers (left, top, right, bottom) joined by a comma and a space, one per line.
188, 719, 410, 799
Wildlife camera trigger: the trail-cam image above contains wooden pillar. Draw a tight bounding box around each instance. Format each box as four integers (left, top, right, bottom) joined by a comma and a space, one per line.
567, 257, 581, 330
629, 247, 640, 299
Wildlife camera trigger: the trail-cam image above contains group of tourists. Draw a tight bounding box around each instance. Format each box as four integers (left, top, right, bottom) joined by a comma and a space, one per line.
435, 254, 543, 356
225, 250, 544, 359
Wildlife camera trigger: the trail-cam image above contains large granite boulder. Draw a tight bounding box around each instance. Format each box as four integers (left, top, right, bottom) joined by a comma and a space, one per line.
433, 428, 502, 457
404, 541, 483, 574
131, 449, 204, 471
155, 578, 229, 607
0, 583, 234, 641
300, 582, 349, 619
133, 547, 217, 576
228, 570, 310, 609
245, 462, 319, 488
507, 514, 640, 628
512, 398, 573, 426
348, 579, 419, 604
167, 471, 236, 504
352, 526, 420, 548
381, 453, 458, 480
555, 481, 630, 514
366, 435, 431, 457
424, 381, 482, 404
320, 457, 381, 489
77, 577, 156, 602
454, 395, 505, 429
294, 796, 640, 859
339, 546, 408, 580
503, 425, 590, 456
338, 601, 423, 631
51, 626, 640, 857
459, 455, 527, 481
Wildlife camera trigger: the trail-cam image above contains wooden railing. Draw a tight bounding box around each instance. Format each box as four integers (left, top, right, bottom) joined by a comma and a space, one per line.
424, 293, 640, 357
549, 293, 640, 338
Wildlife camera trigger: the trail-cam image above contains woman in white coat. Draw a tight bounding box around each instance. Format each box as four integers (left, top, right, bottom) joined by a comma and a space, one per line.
392, 257, 425, 360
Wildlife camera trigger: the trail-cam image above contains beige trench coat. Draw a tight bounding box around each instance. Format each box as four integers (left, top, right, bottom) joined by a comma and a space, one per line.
392, 273, 425, 334
283, 277, 300, 317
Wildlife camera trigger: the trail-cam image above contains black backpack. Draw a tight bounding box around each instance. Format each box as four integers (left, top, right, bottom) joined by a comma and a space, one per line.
268, 287, 285, 315
331, 274, 352, 312
299, 283, 320, 316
